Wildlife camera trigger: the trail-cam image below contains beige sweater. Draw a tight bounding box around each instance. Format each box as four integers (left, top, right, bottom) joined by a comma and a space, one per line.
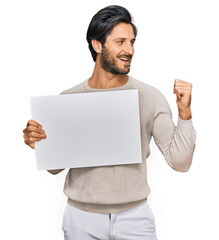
61, 76, 196, 213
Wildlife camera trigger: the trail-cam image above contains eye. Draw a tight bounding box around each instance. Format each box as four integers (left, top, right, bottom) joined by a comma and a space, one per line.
131, 40, 135, 45
117, 40, 124, 45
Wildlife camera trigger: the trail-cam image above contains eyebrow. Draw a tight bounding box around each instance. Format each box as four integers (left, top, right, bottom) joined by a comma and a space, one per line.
114, 38, 136, 42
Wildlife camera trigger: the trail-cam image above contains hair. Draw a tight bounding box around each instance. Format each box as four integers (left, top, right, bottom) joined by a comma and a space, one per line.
86, 5, 137, 62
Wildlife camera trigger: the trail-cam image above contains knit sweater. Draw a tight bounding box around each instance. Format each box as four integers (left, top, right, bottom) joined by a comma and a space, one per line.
61, 76, 196, 214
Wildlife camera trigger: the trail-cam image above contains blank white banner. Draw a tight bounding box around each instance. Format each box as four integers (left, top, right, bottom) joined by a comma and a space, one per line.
30, 89, 142, 170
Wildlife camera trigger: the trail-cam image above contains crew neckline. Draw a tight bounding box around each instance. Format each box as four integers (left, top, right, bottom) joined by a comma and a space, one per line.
84, 75, 133, 92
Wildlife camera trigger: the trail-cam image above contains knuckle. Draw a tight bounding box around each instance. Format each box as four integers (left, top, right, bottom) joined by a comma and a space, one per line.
30, 132, 35, 137
30, 137, 35, 142
29, 126, 34, 131
27, 120, 32, 126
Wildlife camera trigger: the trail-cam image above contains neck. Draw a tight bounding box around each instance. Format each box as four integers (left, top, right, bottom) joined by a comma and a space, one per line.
88, 61, 128, 89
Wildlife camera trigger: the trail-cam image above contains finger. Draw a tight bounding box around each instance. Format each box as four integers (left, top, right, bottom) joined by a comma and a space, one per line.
25, 137, 44, 146
175, 84, 193, 91
27, 119, 42, 129
30, 143, 35, 149
25, 125, 45, 134
174, 87, 192, 97
174, 80, 192, 94
175, 79, 192, 85
175, 90, 183, 101
26, 131, 47, 139
174, 86, 192, 92
23, 135, 47, 147
30, 137, 43, 142
174, 79, 193, 88
24, 138, 35, 149
173, 79, 178, 94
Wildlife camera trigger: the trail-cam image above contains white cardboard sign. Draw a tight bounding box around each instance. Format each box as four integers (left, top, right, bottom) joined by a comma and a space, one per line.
30, 89, 142, 170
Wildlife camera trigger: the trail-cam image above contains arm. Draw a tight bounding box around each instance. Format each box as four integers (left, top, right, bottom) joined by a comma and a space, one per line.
23, 119, 65, 174
152, 80, 196, 172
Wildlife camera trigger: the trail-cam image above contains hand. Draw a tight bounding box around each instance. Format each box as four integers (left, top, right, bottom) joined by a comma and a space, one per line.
173, 79, 193, 120
23, 120, 47, 149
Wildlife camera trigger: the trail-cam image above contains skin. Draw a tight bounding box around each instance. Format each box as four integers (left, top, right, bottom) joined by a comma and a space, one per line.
88, 23, 135, 89
23, 22, 193, 174
173, 79, 192, 120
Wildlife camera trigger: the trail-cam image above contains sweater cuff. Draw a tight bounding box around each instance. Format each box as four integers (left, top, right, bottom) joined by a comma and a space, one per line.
178, 116, 193, 125
177, 117, 196, 138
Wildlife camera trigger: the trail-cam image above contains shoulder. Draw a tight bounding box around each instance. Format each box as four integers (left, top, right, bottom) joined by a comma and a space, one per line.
130, 76, 171, 116
130, 76, 167, 104
60, 80, 87, 95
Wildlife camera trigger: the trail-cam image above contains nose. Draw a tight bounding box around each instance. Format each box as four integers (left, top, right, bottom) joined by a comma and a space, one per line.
124, 42, 134, 56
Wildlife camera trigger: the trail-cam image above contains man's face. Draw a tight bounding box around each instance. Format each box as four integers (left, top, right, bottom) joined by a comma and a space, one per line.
100, 23, 136, 75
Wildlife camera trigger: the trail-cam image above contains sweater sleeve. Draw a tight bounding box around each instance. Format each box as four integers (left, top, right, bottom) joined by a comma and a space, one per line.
152, 92, 196, 172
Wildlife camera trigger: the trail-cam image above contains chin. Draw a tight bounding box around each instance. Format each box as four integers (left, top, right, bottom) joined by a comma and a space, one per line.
121, 68, 130, 75
113, 70, 130, 75
116, 66, 131, 75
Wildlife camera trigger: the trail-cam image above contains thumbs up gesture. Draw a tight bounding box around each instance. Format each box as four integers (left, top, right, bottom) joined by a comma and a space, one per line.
173, 79, 193, 120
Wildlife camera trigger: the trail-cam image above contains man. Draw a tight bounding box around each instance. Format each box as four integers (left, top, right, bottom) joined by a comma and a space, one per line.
23, 5, 196, 240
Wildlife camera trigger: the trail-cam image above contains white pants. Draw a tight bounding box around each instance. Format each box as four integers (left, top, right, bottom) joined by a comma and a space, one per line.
62, 201, 157, 240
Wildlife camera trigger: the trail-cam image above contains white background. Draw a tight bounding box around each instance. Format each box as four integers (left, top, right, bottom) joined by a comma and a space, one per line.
0, 0, 218, 239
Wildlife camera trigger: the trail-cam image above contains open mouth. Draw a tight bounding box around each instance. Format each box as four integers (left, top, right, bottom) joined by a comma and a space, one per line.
118, 56, 131, 64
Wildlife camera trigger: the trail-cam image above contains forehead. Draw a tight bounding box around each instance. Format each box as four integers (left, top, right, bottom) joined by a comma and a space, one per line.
107, 22, 135, 40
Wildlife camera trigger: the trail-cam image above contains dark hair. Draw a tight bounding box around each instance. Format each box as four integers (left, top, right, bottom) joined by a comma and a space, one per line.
86, 5, 137, 62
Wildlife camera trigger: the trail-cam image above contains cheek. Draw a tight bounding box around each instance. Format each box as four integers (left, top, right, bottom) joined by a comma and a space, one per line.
107, 45, 122, 56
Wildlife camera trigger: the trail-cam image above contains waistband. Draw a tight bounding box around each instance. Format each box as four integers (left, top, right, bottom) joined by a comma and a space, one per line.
67, 198, 147, 214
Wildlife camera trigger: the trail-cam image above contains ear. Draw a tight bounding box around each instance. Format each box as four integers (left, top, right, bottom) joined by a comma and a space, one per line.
91, 39, 102, 54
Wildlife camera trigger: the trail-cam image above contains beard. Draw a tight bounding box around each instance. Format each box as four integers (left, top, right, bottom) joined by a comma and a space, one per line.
100, 45, 132, 75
